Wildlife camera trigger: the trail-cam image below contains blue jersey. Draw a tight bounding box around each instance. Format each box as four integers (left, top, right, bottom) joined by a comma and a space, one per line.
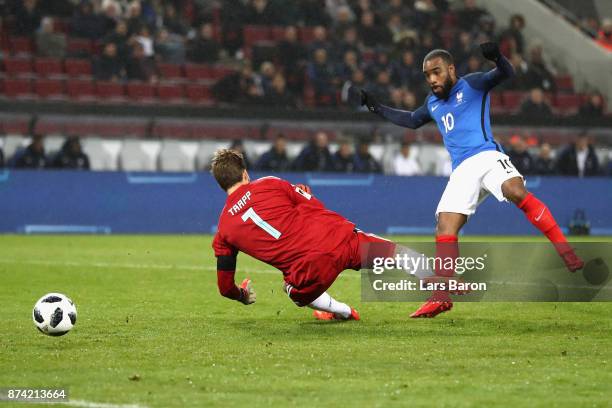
377, 56, 514, 169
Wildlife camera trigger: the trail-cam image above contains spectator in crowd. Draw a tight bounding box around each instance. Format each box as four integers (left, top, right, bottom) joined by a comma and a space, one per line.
366, 70, 392, 105
307, 48, 338, 106
135, 26, 155, 58
519, 88, 553, 119
533, 142, 556, 175
556, 133, 600, 177
257, 61, 277, 95
525, 45, 556, 91
507, 135, 534, 175
13, 0, 41, 36
335, 26, 361, 59
125, 42, 158, 82
309, 26, 332, 56
596, 18, 612, 52
104, 20, 130, 64
393, 141, 422, 176
505, 53, 531, 90
331, 5, 354, 39
382, 0, 415, 25
457, 0, 488, 32
336, 50, 360, 81
401, 90, 419, 110
126, 1, 147, 36
15, 134, 47, 169
94, 42, 124, 81
155, 28, 186, 64
451, 31, 477, 65
391, 50, 421, 88
212, 62, 256, 103
36, 17, 66, 58
51, 136, 90, 170
578, 92, 606, 118
358, 10, 392, 48
365, 51, 390, 81
499, 14, 525, 55
293, 131, 333, 171
188, 23, 221, 63
277, 26, 307, 93
457, 53, 483, 76
162, 4, 188, 36
245, 0, 283, 25
353, 140, 382, 173
389, 88, 404, 109
256, 134, 290, 172
70, 1, 109, 40
262, 73, 296, 108
299, 0, 332, 26
229, 140, 252, 169
0, 146, 4, 168
332, 138, 355, 172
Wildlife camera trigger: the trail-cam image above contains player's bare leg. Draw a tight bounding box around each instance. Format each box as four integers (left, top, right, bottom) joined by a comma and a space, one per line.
410, 212, 466, 318
283, 283, 360, 321
502, 177, 584, 272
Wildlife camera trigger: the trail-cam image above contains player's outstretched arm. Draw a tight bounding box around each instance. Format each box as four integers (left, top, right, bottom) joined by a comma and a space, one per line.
216, 256, 256, 305
478, 42, 515, 90
361, 89, 432, 129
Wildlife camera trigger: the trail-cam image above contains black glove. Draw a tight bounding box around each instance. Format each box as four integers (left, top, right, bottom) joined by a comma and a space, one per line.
360, 90, 380, 114
480, 42, 501, 62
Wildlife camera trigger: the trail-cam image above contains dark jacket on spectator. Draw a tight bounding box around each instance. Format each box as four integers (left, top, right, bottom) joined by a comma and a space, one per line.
353, 152, 382, 173
533, 157, 556, 175
188, 38, 221, 63
556, 144, 600, 177
256, 148, 290, 172
332, 151, 355, 173
508, 150, 534, 175
15, 145, 47, 169
293, 143, 333, 171
519, 100, 553, 119
13, 2, 41, 35
0, 147, 4, 168
94, 55, 124, 81
52, 140, 90, 170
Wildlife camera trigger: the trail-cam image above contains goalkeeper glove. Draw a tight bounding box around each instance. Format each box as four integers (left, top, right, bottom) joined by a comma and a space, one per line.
238, 278, 256, 305
480, 42, 501, 62
360, 90, 381, 114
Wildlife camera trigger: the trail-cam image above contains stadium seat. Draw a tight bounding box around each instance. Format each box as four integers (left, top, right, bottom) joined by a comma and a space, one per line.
3, 78, 35, 99
0, 113, 30, 134
95, 118, 148, 138
157, 83, 185, 104
9, 36, 34, 55
67, 38, 94, 57
270, 26, 286, 41
35, 79, 66, 99
157, 63, 184, 81
185, 84, 212, 104
44, 134, 67, 156
152, 120, 192, 139
298, 27, 316, 43
34, 116, 66, 135
66, 79, 96, 101
554, 93, 581, 115
554, 75, 574, 92
502, 91, 525, 113
81, 137, 122, 170
159, 140, 198, 172
4, 57, 34, 78
243, 25, 272, 48
119, 140, 161, 171
64, 58, 92, 78
126, 82, 157, 103
184, 63, 214, 82
34, 58, 65, 78
95, 81, 126, 102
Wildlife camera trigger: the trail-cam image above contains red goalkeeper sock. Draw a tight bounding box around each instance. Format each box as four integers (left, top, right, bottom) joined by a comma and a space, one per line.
517, 193, 572, 255
431, 235, 458, 301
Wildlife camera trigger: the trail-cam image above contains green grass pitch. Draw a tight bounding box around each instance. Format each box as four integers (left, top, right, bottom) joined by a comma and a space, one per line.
1, 235, 611, 407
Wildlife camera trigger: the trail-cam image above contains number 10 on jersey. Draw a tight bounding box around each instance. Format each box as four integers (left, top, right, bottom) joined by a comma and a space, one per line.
441, 112, 454, 133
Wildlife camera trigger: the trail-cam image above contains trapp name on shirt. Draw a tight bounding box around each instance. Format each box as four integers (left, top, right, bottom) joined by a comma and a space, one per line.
228, 191, 251, 216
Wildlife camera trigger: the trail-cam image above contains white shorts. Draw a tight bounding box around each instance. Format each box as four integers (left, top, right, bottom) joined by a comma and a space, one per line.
435, 150, 523, 218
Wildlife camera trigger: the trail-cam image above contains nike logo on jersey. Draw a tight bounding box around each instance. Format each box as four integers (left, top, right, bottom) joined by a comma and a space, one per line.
534, 208, 546, 222
431, 104, 439, 112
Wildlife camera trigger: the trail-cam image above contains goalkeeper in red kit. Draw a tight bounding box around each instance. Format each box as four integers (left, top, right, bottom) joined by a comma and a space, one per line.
211, 149, 396, 320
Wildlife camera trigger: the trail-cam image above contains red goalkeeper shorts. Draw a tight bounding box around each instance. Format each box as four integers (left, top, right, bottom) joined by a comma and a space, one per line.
285, 230, 395, 306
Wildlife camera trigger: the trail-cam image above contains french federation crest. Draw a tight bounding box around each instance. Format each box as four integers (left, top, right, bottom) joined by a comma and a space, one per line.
456, 91, 464, 104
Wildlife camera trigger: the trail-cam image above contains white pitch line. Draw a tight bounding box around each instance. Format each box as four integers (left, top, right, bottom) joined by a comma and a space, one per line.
61, 400, 149, 408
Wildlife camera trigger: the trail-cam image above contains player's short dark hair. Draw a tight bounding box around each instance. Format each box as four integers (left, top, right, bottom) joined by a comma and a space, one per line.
423, 49, 454, 66
211, 149, 246, 191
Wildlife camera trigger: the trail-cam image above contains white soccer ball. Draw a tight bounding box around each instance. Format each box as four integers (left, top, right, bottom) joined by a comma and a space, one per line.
32, 293, 77, 336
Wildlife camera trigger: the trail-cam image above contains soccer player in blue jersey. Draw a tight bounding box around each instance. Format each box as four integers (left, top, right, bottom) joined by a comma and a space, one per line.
360, 42, 584, 318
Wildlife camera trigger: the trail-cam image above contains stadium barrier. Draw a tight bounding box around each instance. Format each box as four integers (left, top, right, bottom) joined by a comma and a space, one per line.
0, 170, 610, 235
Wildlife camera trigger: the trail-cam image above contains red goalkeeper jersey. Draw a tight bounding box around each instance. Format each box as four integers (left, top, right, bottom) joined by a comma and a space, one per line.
212, 176, 356, 275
